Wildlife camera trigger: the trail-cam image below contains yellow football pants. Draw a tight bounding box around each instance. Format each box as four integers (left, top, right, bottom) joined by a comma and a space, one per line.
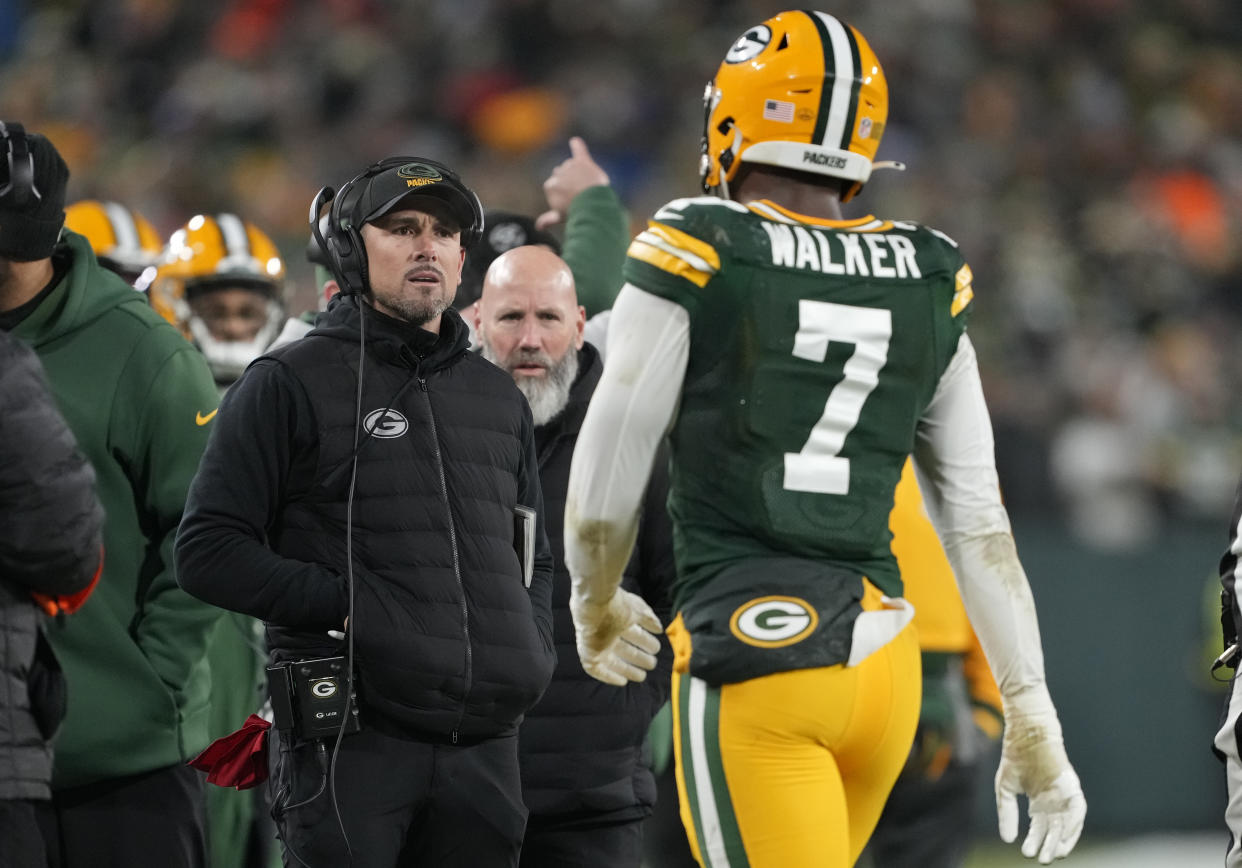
671, 620, 921, 868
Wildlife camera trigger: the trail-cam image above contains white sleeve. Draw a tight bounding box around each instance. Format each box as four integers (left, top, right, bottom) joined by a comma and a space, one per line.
564, 284, 689, 604
583, 309, 611, 360
913, 334, 1048, 700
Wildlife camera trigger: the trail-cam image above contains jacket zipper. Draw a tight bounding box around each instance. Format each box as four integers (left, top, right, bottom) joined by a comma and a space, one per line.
420, 375, 469, 744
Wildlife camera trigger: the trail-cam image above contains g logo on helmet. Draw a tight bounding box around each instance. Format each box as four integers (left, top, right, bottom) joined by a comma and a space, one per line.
725, 24, 771, 64
311, 679, 338, 699
729, 596, 819, 648
364, 408, 409, 439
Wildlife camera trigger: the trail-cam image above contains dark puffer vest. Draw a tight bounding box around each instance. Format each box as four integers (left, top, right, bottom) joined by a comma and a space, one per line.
0, 329, 103, 799
519, 343, 676, 821
178, 300, 554, 742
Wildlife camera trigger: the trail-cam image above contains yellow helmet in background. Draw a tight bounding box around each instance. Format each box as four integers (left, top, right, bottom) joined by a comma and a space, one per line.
64, 199, 163, 289
151, 213, 287, 386
700, 10, 894, 202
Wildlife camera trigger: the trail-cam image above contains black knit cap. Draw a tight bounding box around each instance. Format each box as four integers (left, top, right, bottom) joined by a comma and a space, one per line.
453, 211, 562, 310
0, 122, 69, 262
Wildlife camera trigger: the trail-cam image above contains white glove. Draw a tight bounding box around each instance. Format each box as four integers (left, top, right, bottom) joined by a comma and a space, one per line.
995, 691, 1087, 864
570, 588, 663, 686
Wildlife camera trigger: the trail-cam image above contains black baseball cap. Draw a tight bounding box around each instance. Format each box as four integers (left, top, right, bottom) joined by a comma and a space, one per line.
338, 157, 483, 248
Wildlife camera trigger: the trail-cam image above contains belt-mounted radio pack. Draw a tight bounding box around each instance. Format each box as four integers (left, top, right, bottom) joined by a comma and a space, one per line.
267, 656, 361, 740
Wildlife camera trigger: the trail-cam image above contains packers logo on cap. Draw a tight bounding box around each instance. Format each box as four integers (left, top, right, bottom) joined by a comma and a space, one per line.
729, 595, 819, 648
398, 162, 443, 188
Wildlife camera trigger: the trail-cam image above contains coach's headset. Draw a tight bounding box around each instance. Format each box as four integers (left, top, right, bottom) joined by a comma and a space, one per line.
309, 156, 484, 298
0, 121, 40, 208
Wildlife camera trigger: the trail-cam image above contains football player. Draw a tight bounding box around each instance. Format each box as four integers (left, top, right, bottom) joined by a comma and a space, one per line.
151, 213, 287, 389
64, 199, 163, 292
563, 10, 1085, 868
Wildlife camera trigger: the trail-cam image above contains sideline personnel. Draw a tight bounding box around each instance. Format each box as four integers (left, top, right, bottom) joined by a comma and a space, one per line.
476, 246, 674, 867
176, 156, 554, 868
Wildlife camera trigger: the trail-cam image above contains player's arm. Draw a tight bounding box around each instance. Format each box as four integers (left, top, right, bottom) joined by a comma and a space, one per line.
963, 627, 1004, 740
563, 282, 688, 686
913, 334, 1086, 865
537, 137, 630, 317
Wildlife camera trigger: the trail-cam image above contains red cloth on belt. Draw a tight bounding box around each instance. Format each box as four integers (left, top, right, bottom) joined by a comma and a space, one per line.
187, 713, 272, 790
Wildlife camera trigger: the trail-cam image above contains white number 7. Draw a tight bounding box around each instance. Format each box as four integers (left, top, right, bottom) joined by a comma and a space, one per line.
784, 300, 892, 495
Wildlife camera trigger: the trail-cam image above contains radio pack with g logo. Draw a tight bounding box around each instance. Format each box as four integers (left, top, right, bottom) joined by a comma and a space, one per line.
267, 655, 361, 740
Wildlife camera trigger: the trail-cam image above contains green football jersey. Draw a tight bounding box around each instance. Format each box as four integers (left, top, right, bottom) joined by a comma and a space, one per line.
624, 196, 974, 607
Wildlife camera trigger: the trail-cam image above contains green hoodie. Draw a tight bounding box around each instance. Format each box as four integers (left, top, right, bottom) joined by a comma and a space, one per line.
12, 231, 223, 788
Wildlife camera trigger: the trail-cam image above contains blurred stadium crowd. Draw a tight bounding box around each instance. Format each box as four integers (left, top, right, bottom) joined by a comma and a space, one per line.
4, 0, 1241, 546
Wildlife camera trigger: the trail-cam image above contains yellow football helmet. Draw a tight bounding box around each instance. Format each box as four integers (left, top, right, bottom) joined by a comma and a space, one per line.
151, 213, 287, 385
64, 200, 163, 289
701, 10, 895, 202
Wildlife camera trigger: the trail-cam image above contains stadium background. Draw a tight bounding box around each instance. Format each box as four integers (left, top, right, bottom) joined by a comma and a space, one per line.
4, 0, 1239, 863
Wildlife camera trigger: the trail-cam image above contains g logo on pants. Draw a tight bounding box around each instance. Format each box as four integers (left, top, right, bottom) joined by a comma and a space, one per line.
729, 596, 819, 648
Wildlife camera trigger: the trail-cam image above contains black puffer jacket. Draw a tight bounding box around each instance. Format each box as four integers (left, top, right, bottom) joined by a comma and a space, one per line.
0, 330, 103, 799
177, 299, 554, 742
519, 342, 675, 821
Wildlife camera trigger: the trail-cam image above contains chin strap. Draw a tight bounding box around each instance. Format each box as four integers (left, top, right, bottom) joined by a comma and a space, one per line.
871, 160, 907, 173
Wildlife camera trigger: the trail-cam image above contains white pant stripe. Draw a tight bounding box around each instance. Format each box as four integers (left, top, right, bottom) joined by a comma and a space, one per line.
688, 677, 732, 868
1216, 673, 1242, 868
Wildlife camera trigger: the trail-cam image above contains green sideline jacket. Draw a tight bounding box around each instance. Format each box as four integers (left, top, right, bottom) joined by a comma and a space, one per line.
12, 231, 223, 788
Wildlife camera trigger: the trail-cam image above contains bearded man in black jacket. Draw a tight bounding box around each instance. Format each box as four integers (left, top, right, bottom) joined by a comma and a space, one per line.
475, 245, 675, 868
176, 158, 555, 868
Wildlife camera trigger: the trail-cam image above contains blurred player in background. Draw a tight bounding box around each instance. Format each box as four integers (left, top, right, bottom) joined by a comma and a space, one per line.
64, 199, 163, 293
151, 211, 286, 868
563, 10, 1085, 867
151, 213, 287, 390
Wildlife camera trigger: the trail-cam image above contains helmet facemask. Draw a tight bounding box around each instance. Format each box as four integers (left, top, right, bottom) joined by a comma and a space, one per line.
150, 213, 287, 383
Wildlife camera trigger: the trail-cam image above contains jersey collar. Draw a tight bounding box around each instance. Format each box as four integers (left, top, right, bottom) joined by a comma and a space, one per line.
747, 199, 890, 232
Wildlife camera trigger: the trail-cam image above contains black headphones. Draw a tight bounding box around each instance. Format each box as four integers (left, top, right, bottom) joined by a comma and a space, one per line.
0, 122, 39, 208
309, 156, 484, 297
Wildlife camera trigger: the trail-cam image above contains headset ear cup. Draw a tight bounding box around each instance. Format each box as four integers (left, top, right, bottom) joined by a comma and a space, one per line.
320, 180, 368, 297
327, 232, 362, 297
0, 121, 34, 208
348, 228, 369, 296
